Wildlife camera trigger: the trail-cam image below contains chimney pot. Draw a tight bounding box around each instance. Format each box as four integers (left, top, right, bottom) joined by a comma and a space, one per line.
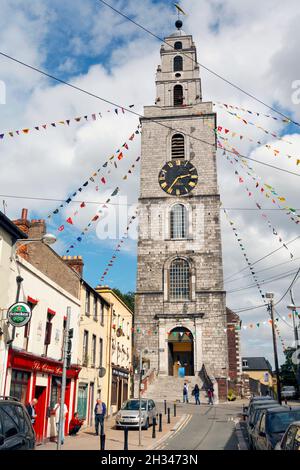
21, 208, 28, 220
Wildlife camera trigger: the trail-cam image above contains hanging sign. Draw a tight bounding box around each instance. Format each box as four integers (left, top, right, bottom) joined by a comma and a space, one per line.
7, 302, 32, 327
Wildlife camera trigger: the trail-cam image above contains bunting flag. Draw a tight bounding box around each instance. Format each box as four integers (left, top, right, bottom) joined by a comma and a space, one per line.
218, 137, 300, 225
99, 210, 138, 283
214, 101, 296, 126
64, 156, 141, 254
0, 105, 136, 142
216, 126, 300, 165
223, 207, 268, 304
216, 105, 293, 145
223, 150, 295, 260
47, 125, 141, 222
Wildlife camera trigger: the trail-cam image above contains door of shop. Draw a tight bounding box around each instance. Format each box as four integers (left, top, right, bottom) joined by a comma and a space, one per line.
34, 386, 47, 444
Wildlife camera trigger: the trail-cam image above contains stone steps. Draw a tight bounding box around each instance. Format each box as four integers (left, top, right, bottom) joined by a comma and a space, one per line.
142, 375, 206, 402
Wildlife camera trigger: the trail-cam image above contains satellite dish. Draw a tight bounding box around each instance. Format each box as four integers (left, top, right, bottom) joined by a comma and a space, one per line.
99, 367, 106, 378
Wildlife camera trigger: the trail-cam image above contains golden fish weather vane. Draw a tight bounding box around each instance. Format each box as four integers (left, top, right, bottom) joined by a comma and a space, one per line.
174, 3, 187, 16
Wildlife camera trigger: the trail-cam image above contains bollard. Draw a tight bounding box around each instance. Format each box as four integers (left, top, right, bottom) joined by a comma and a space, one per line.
174, 403, 176, 417
124, 426, 129, 450
152, 417, 156, 439
167, 407, 170, 424
100, 433, 105, 450
158, 413, 162, 432
164, 400, 167, 414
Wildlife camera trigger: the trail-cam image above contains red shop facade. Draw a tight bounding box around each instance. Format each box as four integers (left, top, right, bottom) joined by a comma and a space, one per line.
5, 349, 81, 444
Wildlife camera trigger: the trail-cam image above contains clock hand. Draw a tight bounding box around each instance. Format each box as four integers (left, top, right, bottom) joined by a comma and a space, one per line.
169, 174, 191, 191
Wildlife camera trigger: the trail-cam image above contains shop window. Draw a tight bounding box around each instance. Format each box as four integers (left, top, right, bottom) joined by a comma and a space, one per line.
111, 377, 118, 405
50, 377, 61, 409
10, 370, 30, 404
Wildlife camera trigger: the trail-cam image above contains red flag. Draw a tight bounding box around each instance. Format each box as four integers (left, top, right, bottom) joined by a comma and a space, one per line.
58, 225, 65, 232
117, 152, 123, 160
92, 215, 99, 222
66, 217, 73, 224
101, 177, 106, 184
123, 143, 129, 150
129, 133, 135, 141
80, 202, 86, 208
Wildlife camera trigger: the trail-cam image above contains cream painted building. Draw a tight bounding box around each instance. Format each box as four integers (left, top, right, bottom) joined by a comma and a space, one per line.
96, 287, 133, 414
75, 279, 111, 426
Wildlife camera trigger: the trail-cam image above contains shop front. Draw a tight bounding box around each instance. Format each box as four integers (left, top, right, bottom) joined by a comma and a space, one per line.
110, 366, 130, 412
5, 349, 80, 444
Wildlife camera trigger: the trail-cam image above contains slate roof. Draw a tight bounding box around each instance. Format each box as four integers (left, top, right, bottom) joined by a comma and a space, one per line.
242, 357, 273, 372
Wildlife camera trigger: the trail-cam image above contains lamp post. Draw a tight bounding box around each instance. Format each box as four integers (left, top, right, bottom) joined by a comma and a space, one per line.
8, 234, 57, 344
266, 292, 282, 405
287, 289, 300, 392
137, 348, 148, 447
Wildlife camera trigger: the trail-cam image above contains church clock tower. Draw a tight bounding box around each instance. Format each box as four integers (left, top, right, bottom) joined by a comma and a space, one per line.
134, 20, 228, 396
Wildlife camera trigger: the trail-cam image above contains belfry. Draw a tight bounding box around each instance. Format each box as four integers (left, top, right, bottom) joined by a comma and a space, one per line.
134, 19, 229, 399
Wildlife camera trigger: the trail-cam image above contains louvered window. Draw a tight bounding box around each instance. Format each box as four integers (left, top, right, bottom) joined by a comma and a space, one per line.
174, 85, 183, 106
171, 133, 185, 159
174, 56, 183, 71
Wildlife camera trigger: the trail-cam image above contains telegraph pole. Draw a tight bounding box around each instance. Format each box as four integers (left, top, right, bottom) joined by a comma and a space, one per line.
57, 307, 71, 450
266, 293, 282, 405
138, 352, 142, 447
288, 289, 300, 392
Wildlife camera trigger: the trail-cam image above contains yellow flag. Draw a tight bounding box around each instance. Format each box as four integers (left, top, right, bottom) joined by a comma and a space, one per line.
174, 3, 187, 15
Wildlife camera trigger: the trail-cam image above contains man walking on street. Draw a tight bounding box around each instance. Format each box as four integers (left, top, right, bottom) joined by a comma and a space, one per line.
183, 382, 189, 403
26, 398, 38, 425
95, 398, 106, 436
207, 388, 214, 405
54, 402, 68, 445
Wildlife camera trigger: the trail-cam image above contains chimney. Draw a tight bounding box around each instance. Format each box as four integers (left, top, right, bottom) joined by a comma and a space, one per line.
62, 256, 84, 276
12, 208, 30, 235
28, 219, 46, 239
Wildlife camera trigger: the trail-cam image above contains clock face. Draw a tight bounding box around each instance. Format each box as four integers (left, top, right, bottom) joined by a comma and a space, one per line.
158, 160, 198, 196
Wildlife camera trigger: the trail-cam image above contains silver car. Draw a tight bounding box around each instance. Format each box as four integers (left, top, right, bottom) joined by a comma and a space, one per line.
115, 399, 157, 430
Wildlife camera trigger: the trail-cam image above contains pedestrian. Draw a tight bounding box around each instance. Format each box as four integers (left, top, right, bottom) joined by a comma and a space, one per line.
94, 398, 106, 436
69, 412, 84, 436
193, 384, 201, 405
207, 388, 214, 405
183, 382, 189, 403
26, 398, 38, 425
54, 401, 68, 444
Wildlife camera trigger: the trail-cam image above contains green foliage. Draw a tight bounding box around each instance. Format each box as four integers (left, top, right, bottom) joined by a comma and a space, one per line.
280, 347, 297, 387
112, 288, 135, 313
227, 389, 237, 401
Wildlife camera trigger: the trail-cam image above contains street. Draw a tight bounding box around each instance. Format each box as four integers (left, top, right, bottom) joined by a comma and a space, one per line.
154, 402, 241, 451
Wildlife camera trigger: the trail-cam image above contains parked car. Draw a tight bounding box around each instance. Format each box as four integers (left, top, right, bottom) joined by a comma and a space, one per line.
253, 406, 300, 450
245, 396, 274, 417
0, 396, 35, 450
281, 386, 297, 400
248, 403, 283, 449
247, 399, 278, 430
115, 399, 157, 430
275, 421, 300, 450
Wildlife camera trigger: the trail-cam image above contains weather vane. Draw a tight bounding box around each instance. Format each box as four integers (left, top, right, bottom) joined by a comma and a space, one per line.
174, 3, 187, 19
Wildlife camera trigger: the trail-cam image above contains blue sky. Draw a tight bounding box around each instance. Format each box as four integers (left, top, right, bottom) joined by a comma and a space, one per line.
1, 0, 300, 365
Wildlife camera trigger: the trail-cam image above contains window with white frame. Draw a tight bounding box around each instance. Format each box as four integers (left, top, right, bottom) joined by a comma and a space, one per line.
169, 259, 190, 300
170, 204, 187, 239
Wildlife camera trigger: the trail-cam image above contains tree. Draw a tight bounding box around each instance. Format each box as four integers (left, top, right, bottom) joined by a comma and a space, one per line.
280, 347, 297, 387
112, 288, 135, 313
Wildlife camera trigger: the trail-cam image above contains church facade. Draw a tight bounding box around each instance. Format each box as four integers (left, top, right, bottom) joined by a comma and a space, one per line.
134, 21, 229, 394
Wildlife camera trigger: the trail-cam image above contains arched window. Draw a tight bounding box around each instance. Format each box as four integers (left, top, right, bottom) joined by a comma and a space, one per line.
171, 133, 185, 159
169, 259, 190, 300
174, 41, 182, 50
174, 56, 183, 72
174, 84, 183, 106
170, 204, 187, 239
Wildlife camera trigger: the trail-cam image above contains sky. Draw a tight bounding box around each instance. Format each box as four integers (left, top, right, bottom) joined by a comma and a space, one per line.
1, 0, 300, 368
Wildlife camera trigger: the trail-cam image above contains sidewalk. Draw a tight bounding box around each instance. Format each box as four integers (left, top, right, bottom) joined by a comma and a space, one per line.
36, 406, 186, 451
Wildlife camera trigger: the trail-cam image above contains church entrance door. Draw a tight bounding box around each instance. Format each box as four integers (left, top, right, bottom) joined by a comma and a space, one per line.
168, 327, 194, 376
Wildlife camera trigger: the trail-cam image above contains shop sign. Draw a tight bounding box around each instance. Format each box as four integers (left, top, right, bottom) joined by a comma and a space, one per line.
112, 368, 129, 379
7, 302, 31, 327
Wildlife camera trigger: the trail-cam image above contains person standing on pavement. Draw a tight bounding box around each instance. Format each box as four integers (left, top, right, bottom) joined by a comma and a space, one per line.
26, 398, 38, 425
94, 398, 106, 436
193, 384, 200, 405
207, 388, 214, 405
54, 402, 68, 444
183, 382, 189, 403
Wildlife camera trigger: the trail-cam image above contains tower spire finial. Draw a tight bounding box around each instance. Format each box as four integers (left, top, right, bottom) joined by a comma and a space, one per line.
174, 3, 186, 30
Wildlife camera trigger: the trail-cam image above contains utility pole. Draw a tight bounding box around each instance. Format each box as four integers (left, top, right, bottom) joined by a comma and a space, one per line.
266, 293, 282, 405
57, 307, 71, 450
138, 351, 142, 447
288, 289, 300, 392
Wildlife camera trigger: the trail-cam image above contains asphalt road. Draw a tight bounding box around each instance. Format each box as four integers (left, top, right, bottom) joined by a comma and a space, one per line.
158, 402, 241, 450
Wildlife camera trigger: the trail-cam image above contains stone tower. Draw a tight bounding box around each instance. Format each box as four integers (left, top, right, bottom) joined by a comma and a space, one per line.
134, 20, 228, 395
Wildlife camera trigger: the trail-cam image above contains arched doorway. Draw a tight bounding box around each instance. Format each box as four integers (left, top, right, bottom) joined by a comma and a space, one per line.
168, 327, 194, 376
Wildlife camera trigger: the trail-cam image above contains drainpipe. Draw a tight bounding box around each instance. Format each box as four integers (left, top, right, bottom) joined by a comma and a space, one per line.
106, 302, 113, 416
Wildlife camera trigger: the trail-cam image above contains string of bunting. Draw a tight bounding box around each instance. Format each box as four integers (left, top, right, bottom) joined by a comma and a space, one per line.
223, 150, 295, 260
65, 156, 141, 254
216, 105, 293, 145
216, 126, 300, 165
0, 104, 135, 141
48, 126, 141, 222
223, 207, 266, 302
224, 314, 297, 332
99, 210, 138, 283
214, 101, 296, 126
218, 136, 300, 225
